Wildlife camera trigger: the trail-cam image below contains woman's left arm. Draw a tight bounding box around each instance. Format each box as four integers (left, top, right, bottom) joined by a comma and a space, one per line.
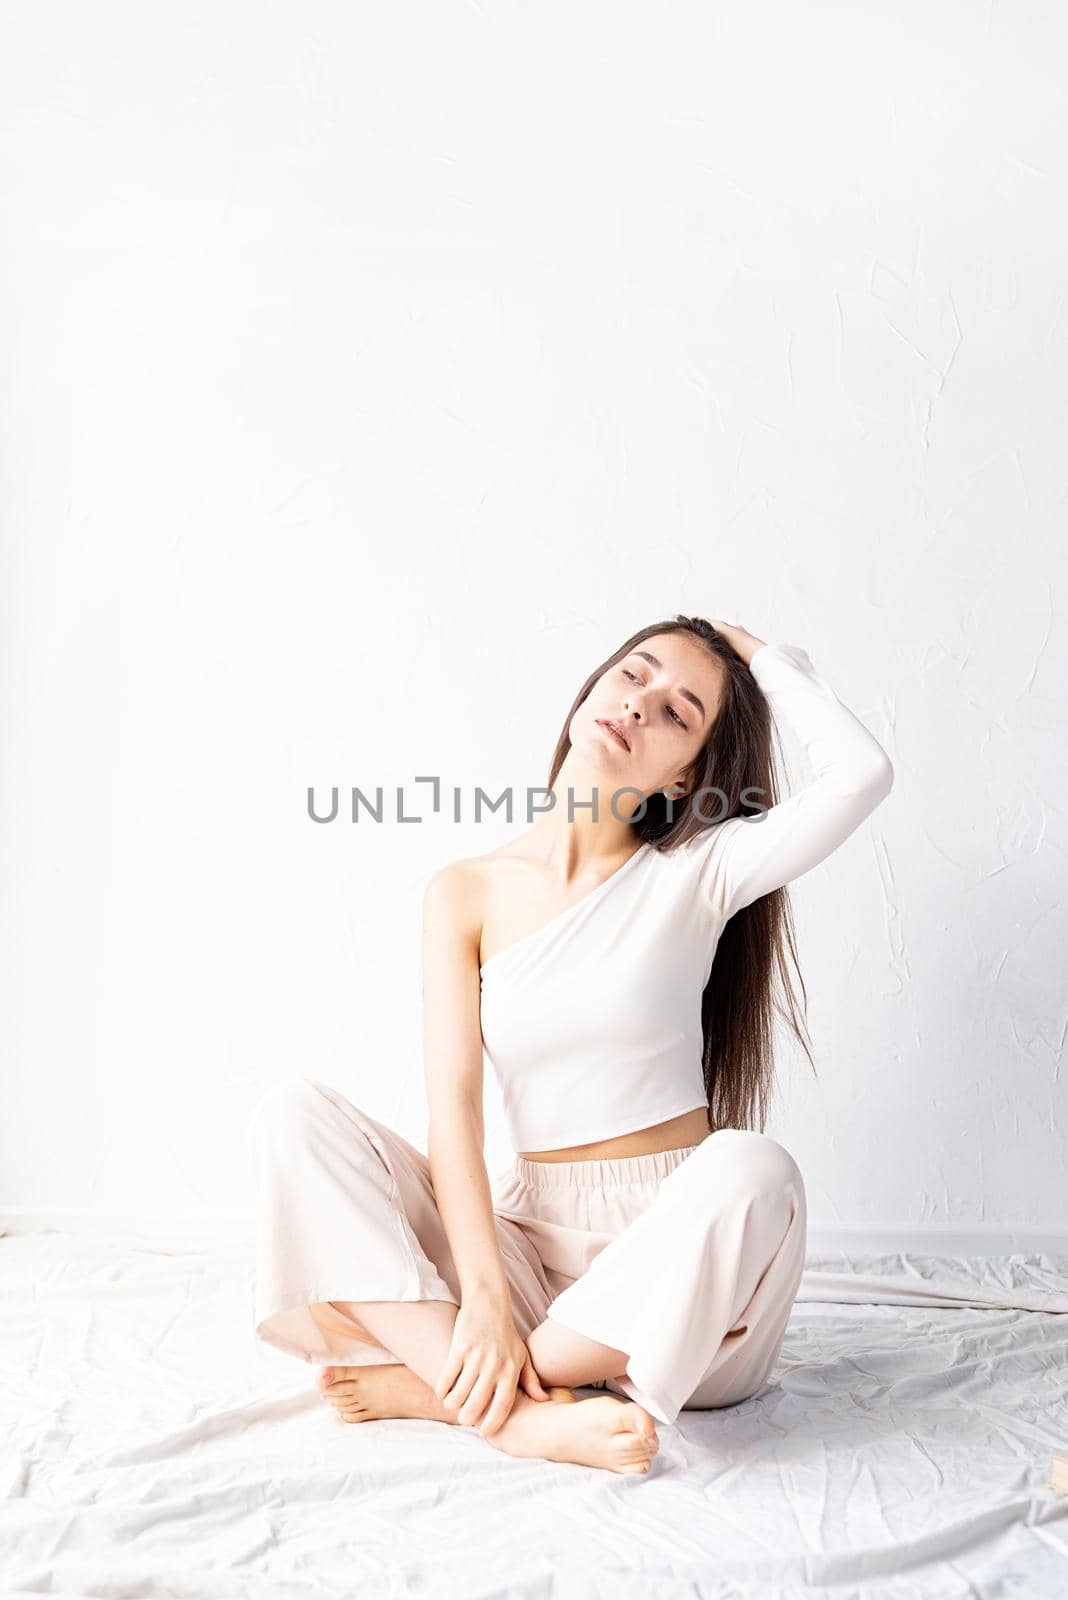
693, 620, 895, 919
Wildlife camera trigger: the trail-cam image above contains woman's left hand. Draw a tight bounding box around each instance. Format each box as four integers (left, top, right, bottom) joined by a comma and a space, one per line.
705, 617, 768, 669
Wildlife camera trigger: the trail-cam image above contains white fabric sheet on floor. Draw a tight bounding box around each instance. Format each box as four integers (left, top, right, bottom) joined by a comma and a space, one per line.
2, 1231, 1067, 1598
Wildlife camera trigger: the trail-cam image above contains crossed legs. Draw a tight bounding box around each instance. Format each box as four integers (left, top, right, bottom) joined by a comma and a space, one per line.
252, 1081, 806, 1467
317, 1296, 658, 1475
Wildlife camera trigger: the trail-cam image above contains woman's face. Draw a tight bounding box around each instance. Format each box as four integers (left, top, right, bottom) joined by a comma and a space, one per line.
569, 632, 728, 805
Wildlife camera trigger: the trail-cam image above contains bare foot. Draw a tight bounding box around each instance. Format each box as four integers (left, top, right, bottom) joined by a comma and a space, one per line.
318, 1362, 457, 1423
317, 1365, 657, 1476
479, 1390, 659, 1476
317, 1363, 577, 1427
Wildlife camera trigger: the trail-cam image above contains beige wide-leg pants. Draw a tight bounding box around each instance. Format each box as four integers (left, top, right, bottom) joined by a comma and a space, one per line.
249, 1077, 807, 1426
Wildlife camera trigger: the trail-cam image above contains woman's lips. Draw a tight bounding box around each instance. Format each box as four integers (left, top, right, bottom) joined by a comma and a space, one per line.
597, 719, 630, 752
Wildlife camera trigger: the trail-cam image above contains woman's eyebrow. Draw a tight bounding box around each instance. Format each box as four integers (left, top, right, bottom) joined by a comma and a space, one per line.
631, 651, 707, 723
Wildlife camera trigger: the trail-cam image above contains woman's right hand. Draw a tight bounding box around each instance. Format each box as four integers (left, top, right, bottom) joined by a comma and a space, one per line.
433, 1295, 551, 1435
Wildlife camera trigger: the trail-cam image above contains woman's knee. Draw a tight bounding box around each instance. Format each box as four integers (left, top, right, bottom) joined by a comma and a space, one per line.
248, 1077, 341, 1143
691, 1128, 804, 1204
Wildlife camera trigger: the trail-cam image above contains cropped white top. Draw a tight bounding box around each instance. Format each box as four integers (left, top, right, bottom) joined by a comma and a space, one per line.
478, 643, 895, 1153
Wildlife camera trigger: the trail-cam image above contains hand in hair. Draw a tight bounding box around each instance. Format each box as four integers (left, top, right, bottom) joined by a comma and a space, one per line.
704, 618, 768, 670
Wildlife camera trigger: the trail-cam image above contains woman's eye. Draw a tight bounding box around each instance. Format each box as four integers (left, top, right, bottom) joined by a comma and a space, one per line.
623, 667, 686, 729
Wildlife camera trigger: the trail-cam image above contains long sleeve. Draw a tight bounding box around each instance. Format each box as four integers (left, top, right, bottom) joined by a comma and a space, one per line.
689, 643, 894, 920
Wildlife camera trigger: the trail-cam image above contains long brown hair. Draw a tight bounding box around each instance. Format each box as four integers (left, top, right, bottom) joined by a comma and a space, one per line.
546, 614, 815, 1134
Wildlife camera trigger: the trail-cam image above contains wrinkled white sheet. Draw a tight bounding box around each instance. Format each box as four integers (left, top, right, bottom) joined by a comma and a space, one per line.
2, 1230, 1066, 1598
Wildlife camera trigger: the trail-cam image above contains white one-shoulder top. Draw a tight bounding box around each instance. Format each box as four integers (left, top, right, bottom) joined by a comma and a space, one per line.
478, 643, 895, 1153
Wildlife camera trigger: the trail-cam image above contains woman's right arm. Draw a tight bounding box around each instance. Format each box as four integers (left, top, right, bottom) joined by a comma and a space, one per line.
420, 863, 550, 1432
421, 862, 510, 1303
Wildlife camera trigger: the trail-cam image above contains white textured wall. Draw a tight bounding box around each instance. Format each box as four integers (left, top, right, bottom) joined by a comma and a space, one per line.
2, 4, 1065, 1249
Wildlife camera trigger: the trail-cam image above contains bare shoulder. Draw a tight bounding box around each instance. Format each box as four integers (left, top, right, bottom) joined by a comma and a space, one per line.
422, 844, 528, 943
423, 858, 478, 919
422, 851, 492, 937
426, 842, 529, 897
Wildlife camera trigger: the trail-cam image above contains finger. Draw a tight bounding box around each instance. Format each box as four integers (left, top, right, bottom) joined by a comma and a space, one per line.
433, 1357, 461, 1403
465, 1369, 508, 1428
442, 1378, 475, 1414
438, 1355, 477, 1410
480, 1379, 519, 1437
457, 1371, 497, 1428
523, 1360, 550, 1400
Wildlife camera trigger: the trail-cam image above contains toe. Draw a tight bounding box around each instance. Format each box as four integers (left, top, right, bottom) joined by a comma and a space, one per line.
637, 1413, 657, 1442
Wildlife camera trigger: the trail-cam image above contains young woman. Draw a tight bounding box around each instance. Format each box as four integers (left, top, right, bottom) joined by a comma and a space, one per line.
250, 615, 893, 1477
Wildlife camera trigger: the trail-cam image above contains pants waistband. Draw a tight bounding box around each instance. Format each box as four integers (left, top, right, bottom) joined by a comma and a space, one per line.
510, 1143, 702, 1190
